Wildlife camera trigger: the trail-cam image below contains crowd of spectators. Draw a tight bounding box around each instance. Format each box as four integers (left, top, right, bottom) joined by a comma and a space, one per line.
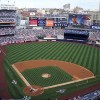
89, 31, 100, 41
0, 27, 100, 45
0, 10, 16, 24
70, 89, 100, 100
0, 28, 64, 45
0, 27, 15, 35
14, 29, 64, 38
0, 10, 16, 18
0, 36, 37, 45
0, 19, 15, 23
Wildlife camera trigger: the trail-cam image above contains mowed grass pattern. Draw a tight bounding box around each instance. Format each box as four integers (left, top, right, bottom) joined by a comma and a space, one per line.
6, 42, 100, 75
22, 66, 72, 87
4, 42, 100, 99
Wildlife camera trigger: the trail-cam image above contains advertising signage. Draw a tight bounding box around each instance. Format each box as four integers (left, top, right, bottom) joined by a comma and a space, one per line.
54, 22, 61, 27
46, 20, 54, 27
82, 15, 91, 26
54, 22, 67, 27
68, 14, 83, 25
38, 18, 46, 26
90, 25, 100, 30
68, 14, 91, 27
29, 17, 38, 26
60, 22, 67, 27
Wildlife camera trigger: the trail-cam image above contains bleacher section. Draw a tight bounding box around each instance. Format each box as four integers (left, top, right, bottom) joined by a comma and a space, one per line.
71, 89, 100, 100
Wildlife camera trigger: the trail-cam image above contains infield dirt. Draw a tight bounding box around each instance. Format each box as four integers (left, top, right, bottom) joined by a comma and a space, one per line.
13, 60, 94, 79
12, 60, 95, 96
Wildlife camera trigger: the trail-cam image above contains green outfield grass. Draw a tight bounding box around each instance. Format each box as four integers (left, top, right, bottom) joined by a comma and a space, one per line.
3, 42, 100, 100
22, 66, 72, 87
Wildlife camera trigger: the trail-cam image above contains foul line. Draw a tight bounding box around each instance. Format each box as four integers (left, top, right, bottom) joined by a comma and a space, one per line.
12, 64, 37, 91
43, 76, 96, 90
12, 62, 96, 91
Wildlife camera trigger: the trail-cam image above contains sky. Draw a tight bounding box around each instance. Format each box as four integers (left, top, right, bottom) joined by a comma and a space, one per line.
0, 0, 100, 10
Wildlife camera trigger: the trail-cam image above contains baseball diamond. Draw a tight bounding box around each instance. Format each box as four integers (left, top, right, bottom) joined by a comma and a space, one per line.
1, 3, 100, 100
3, 42, 100, 100
12, 60, 95, 96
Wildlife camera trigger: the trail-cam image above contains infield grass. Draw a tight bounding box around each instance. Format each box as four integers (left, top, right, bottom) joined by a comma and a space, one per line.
22, 66, 72, 87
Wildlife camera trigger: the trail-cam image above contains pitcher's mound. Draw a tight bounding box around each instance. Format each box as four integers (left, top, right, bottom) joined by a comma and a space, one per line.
23, 85, 44, 96
42, 73, 51, 78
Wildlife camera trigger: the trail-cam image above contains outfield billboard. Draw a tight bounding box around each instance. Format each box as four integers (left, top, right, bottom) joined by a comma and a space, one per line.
82, 15, 91, 26
68, 14, 91, 27
68, 14, 83, 25
29, 17, 38, 26
38, 18, 46, 26
60, 22, 67, 27
90, 25, 100, 30
54, 22, 67, 27
46, 20, 54, 27
54, 22, 61, 27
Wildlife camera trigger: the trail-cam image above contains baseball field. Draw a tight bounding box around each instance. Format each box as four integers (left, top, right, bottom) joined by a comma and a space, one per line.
3, 42, 100, 100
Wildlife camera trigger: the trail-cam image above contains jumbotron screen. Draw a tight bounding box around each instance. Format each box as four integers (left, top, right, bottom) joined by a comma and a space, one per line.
29, 17, 38, 26
68, 14, 91, 27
